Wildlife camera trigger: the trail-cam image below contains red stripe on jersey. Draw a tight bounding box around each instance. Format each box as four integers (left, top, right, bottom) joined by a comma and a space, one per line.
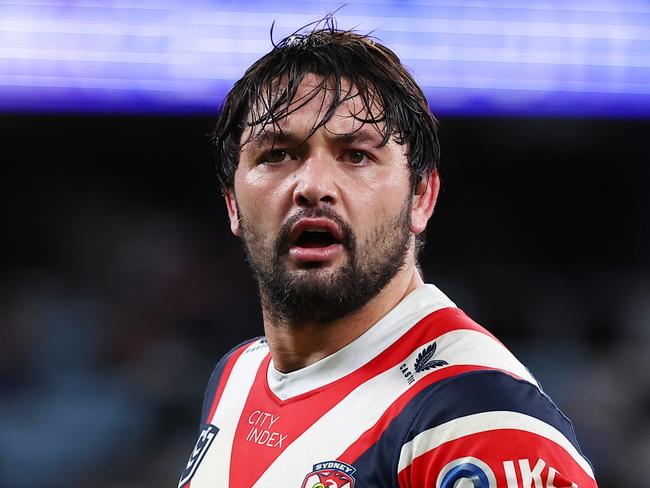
230, 356, 294, 488
397, 429, 597, 488
430, 307, 501, 342
205, 341, 254, 424
228, 308, 512, 487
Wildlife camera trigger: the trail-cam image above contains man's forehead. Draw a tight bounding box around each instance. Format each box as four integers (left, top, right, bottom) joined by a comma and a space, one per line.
244, 124, 387, 152
242, 74, 387, 146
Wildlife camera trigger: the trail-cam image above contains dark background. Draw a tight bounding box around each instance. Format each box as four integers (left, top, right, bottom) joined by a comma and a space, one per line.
2, 114, 648, 486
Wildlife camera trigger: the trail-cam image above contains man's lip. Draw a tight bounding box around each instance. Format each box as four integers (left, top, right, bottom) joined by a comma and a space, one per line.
288, 243, 344, 263
288, 218, 343, 245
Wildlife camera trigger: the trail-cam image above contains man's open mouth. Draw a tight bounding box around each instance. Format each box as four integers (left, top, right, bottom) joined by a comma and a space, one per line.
288, 218, 345, 262
294, 228, 339, 248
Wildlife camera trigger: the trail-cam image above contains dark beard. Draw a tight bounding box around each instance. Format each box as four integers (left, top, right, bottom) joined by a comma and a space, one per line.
239, 201, 412, 327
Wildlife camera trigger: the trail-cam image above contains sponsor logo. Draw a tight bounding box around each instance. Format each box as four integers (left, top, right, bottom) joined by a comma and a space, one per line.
301, 460, 356, 488
400, 342, 448, 385
502, 458, 578, 488
245, 409, 287, 448
436, 457, 579, 488
436, 457, 497, 488
178, 424, 219, 487
414, 342, 448, 372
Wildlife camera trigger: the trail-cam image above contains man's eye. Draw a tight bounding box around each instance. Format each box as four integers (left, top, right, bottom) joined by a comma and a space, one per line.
346, 150, 369, 164
263, 149, 292, 164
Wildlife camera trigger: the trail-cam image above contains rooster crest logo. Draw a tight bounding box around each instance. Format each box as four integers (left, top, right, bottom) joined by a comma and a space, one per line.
301, 460, 356, 488
413, 342, 448, 373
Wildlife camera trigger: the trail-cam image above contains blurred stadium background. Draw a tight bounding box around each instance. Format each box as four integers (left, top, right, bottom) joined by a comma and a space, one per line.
2, 1, 649, 486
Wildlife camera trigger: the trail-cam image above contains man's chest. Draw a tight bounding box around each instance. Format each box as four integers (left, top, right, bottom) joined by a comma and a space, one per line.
178, 342, 418, 488
185, 373, 398, 487
187, 418, 362, 487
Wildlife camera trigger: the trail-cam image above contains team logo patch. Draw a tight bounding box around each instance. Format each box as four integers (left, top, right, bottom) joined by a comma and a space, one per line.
301, 460, 356, 488
436, 457, 497, 488
178, 424, 219, 487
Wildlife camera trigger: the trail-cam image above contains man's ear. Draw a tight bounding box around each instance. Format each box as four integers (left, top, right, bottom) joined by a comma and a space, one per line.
410, 170, 440, 235
224, 189, 241, 236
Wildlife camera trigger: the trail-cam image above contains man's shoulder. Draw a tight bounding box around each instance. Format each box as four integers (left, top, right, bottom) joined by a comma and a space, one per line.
398, 304, 540, 388
401, 305, 569, 439
393, 369, 597, 486
208, 336, 269, 380
199, 337, 269, 424
403, 369, 571, 442
390, 305, 597, 486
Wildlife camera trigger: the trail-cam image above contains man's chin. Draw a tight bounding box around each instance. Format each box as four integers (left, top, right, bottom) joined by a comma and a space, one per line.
286, 262, 346, 283
263, 262, 361, 326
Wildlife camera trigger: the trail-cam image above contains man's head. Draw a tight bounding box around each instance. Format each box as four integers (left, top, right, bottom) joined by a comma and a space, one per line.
214, 23, 440, 192
214, 22, 441, 326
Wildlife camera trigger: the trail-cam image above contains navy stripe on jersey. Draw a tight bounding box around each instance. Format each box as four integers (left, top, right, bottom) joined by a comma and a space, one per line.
350, 370, 587, 488
199, 338, 263, 424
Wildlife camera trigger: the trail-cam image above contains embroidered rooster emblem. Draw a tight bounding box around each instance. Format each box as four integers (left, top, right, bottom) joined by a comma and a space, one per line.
308, 471, 353, 488
302, 461, 356, 488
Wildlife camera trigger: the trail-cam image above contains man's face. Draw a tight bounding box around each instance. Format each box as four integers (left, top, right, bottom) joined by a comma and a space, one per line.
225, 74, 426, 325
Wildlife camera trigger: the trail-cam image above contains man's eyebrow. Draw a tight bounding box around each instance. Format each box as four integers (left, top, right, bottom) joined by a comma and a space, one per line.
331, 129, 385, 146
246, 130, 302, 150
245, 127, 386, 150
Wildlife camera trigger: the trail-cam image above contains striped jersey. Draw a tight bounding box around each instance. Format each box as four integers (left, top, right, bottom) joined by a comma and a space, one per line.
178, 284, 597, 488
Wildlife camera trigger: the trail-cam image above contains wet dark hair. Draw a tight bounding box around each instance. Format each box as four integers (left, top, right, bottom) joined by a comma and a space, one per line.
212, 17, 440, 193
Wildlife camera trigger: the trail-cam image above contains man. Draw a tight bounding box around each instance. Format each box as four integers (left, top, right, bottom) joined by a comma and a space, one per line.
179, 23, 598, 488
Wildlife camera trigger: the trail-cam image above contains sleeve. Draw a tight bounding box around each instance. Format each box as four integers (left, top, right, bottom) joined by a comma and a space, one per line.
396, 370, 598, 488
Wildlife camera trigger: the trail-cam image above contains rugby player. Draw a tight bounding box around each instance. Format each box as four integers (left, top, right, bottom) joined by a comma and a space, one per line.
179, 21, 598, 488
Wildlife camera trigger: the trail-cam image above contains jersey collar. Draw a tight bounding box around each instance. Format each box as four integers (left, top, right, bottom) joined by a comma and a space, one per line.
267, 283, 456, 400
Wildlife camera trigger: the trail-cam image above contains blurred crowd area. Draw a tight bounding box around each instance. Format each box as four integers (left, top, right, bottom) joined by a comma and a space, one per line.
2, 115, 648, 487
1, 197, 262, 487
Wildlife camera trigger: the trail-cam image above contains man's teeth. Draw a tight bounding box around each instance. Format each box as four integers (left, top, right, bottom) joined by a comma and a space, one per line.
307, 228, 328, 232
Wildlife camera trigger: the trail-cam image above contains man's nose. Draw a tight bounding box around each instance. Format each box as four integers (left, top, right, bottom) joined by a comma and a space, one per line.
292, 153, 339, 207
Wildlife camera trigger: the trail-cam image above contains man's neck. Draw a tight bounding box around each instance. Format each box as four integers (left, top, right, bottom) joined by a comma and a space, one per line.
263, 265, 424, 373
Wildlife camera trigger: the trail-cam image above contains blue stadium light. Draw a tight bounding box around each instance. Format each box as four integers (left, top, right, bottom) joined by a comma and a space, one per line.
1, 0, 649, 116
